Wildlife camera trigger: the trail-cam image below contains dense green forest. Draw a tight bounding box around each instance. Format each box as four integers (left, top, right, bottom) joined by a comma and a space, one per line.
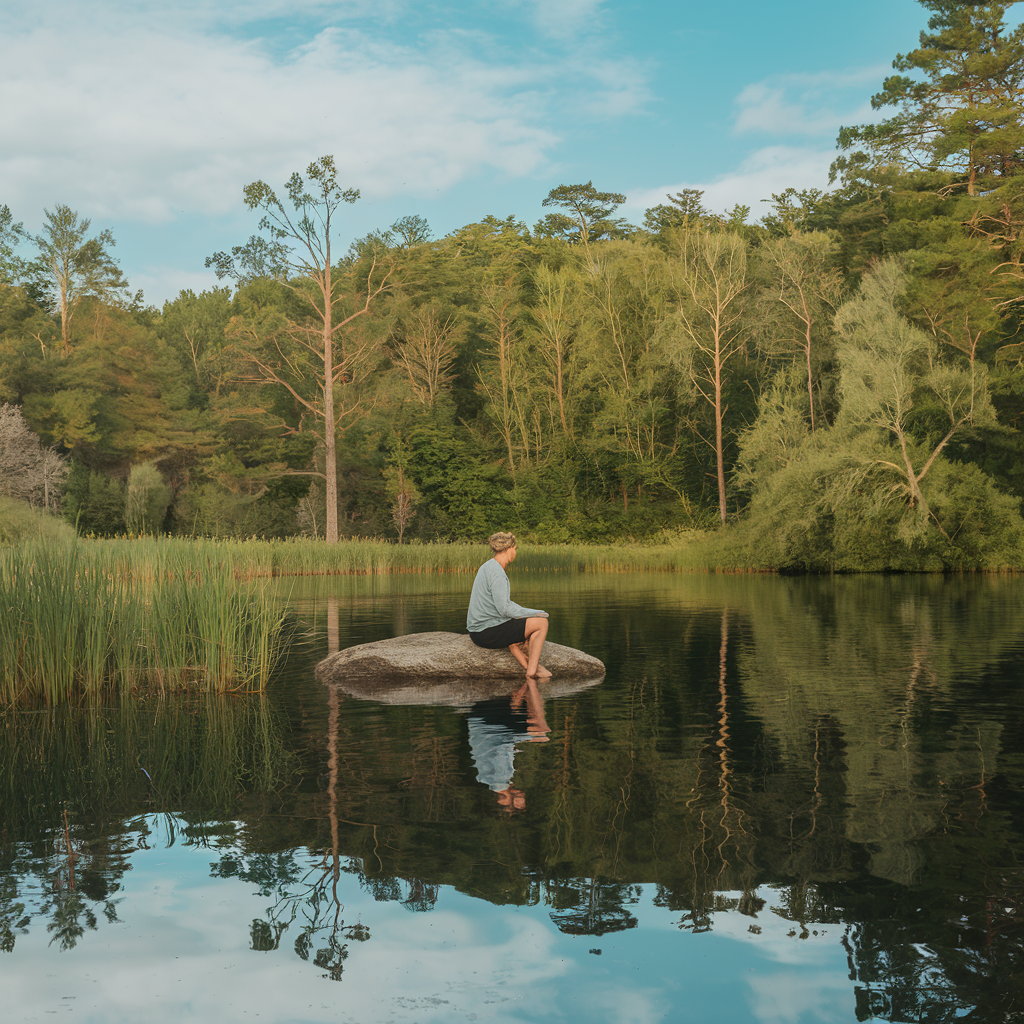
2, 0, 1024, 569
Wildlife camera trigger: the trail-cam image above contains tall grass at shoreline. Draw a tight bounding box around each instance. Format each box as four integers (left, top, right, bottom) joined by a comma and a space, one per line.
0, 541, 290, 704
84, 532, 727, 578
81, 531, 1024, 580
0, 531, 745, 704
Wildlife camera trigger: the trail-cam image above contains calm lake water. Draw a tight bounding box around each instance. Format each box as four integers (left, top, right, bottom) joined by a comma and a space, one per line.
3, 572, 1024, 1024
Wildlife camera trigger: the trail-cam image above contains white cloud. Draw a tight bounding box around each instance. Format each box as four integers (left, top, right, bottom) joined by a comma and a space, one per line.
733, 67, 884, 138
132, 266, 225, 307
1, 21, 566, 225
2, 0, 404, 33
578, 56, 653, 118
626, 145, 836, 222
747, 971, 853, 1024
528, 0, 607, 39
0, 0, 653, 305
0, 1, 649, 232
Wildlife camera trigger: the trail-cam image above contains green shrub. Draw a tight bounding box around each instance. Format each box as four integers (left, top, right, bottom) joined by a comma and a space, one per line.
62, 466, 126, 536
125, 462, 173, 535
0, 496, 75, 545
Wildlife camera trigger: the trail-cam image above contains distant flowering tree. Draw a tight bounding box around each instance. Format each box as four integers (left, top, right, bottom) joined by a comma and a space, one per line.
0, 403, 68, 512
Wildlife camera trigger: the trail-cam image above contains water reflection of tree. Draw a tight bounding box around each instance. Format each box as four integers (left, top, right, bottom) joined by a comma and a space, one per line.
737, 576, 1013, 885
227, 677, 379, 981
400, 877, 440, 912
3, 812, 154, 952
833, 873, 1024, 1023
0, 696, 298, 953
206, 841, 372, 981
548, 877, 639, 936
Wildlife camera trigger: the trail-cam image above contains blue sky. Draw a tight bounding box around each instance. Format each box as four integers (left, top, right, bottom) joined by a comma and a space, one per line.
0, 0, 986, 305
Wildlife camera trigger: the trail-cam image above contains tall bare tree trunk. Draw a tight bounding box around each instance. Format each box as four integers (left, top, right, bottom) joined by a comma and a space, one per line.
59, 274, 71, 355
714, 335, 726, 523
806, 319, 815, 432
671, 229, 747, 527
322, 260, 339, 544
212, 158, 391, 545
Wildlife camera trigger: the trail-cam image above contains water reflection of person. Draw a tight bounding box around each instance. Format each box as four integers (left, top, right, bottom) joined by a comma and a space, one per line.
467, 678, 550, 812
467, 532, 551, 679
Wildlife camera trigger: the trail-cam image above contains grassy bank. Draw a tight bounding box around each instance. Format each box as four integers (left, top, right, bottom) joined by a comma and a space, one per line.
81, 531, 1024, 583
0, 496, 76, 545
0, 541, 290, 704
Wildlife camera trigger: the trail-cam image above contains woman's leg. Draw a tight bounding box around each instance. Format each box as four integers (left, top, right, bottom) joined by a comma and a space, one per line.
507, 642, 530, 672
523, 617, 550, 678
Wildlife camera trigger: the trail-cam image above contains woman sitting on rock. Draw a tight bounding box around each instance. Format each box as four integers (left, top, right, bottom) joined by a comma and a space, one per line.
467, 532, 550, 679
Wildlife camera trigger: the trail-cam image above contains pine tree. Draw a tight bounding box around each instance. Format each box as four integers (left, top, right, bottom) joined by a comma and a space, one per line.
33, 206, 129, 354
207, 156, 392, 544
836, 1, 1024, 195
535, 182, 628, 255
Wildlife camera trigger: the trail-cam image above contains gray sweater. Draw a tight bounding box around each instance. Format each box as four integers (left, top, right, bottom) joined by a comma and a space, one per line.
466, 558, 548, 632
467, 716, 533, 791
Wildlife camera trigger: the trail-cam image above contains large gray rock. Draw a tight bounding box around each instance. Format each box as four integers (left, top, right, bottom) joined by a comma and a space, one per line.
315, 631, 605, 706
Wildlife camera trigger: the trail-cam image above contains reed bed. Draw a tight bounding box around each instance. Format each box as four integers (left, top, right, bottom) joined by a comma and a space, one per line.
0, 542, 290, 704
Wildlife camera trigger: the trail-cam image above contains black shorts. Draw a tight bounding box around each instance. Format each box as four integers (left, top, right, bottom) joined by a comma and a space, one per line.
469, 619, 528, 649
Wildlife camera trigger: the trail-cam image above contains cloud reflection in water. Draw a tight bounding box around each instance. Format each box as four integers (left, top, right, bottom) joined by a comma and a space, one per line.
2, 815, 855, 1024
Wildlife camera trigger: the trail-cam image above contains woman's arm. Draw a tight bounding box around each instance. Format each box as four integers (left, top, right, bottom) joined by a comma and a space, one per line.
491, 564, 547, 620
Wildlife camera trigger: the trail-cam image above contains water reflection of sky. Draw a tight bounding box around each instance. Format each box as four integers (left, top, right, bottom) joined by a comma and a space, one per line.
5, 817, 857, 1024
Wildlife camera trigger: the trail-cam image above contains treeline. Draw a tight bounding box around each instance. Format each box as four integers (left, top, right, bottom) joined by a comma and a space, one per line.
1, 0, 1023, 570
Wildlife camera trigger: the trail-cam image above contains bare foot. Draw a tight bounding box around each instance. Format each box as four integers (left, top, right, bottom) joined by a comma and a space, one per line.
528, 666, 552, 679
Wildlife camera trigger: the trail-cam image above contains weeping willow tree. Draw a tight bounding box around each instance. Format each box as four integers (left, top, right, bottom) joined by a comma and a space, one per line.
734, 259, 1023, 569
832, 259, 996, 537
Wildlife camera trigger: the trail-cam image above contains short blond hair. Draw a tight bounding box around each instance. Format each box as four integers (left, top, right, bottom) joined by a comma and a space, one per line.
488, 532, 517, 554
